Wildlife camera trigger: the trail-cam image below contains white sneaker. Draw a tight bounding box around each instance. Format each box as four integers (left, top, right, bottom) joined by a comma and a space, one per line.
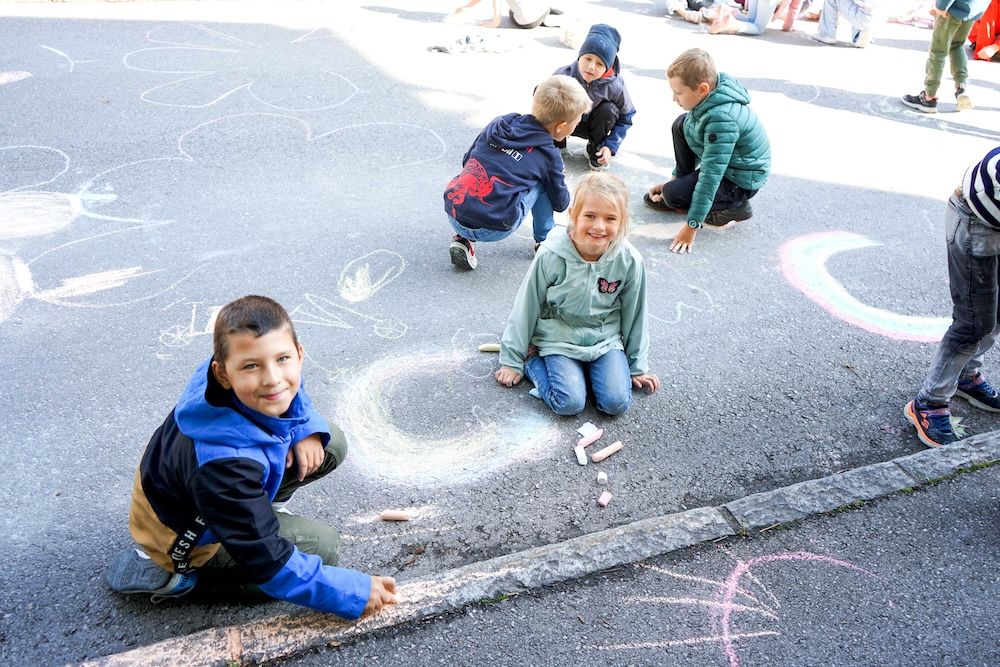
812, 32, 837, 44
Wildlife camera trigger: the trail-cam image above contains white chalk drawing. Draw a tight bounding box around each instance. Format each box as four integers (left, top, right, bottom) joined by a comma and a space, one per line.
337, 350, 559, 485
338, 250, 406, 303
0, 71, 31, 86
290, 292, 407, 340
450, 328, 502, 379
0, 145, 202, 326
76, 113, 446, 224
159, 301, 221, 348
123, 23, 360, 111
641, 257, 716, 325
38, 45, 97, 73
589, 549, 885, 667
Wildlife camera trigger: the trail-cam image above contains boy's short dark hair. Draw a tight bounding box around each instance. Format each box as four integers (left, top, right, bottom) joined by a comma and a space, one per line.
212, 295, 299, 364
532, 74, 592, 126
667, 48, 718, 91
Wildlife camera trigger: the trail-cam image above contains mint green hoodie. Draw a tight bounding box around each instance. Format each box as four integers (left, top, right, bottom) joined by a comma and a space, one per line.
499, 228, 650, 376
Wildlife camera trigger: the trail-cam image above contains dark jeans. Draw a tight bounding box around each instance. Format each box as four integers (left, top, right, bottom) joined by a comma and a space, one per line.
918, 193, 1000, 406
571, 100, 620, 159
202, 425, 349, 591
661, 113, 755, 214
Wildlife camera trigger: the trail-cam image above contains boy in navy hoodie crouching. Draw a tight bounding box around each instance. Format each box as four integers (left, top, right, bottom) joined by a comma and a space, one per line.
444, 74, 592, 270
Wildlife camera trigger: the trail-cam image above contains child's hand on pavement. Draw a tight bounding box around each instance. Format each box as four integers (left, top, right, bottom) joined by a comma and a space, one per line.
631, 373, 661, 393
596, 146, 613, 166
289, 434, 325, 482
495, 367, 523, 387
670, 225, 698, 253
647, 183, 663, 202
362, 576, 398, 617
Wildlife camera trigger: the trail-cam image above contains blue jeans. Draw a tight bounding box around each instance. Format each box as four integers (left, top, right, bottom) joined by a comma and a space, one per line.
732, 0, 778, 35
918, 193, 1000, 406
524, 349, 633, 416
817, 0, 872, 40
448, 183, 554, 243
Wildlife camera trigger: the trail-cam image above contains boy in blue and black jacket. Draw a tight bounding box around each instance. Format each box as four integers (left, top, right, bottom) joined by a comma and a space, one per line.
105, 295, 397, 619
445, 74, 592, 271
553, 23, 636, 170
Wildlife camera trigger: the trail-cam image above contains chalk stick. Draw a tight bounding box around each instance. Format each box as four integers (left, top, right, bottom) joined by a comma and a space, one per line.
478, 343, 501, 353
596, 471, 608, 485
591, 440, 623, 463
577, 421, 599, 437
577, 428, 604, 448
379, 509, 412, 521
597, 490, 613, 507
574, 445, 587, 466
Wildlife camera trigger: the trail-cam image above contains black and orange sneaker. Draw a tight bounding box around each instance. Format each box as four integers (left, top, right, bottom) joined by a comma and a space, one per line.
903, 399, 959, 448
449, 235, 477, 270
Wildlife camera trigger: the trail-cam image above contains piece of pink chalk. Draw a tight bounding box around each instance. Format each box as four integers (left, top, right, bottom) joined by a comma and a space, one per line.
577, 428, 604, 448
597, 490, 613, 507
591, 440, 623, 463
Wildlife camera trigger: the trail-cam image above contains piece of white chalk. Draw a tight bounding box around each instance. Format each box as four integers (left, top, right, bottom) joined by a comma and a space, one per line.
477, 343, 501, 353
577, 428, 604, 448
574, 445, 587, 466
379, 509, 412, 521
577, 421, 599, 437
597, 490, 613, 507
597, 471, 608, 485
591, 440, 623, 463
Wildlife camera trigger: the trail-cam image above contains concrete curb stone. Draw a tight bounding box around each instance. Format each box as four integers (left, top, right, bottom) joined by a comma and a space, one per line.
86, 435, 1000, 666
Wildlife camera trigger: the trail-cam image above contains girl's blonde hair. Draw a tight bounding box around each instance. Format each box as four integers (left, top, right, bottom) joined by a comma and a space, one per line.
568, 172, 630, 241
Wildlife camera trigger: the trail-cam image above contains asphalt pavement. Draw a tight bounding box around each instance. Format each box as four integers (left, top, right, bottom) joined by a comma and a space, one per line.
1, 1, 999, 665
286, 464, 1000, 667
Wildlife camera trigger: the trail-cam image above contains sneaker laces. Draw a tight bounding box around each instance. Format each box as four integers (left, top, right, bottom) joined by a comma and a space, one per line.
919, 404, 954, 432
961, 375, 998, 397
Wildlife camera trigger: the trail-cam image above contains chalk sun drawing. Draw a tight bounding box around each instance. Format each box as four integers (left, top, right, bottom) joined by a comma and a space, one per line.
589, 550, 884, 667
780, 231, 950, 342
123, 23, 360, 111
337, 350, 559, 485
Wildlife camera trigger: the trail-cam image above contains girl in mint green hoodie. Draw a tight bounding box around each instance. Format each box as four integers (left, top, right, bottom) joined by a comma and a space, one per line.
496, 172, 660, 416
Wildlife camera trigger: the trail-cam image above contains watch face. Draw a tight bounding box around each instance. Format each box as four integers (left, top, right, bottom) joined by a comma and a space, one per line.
687, 220, 701, 229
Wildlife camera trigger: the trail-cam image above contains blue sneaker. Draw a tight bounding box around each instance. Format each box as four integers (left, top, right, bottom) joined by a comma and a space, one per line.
105, 547, 198, 602
956, 374, 1000, 412
904, 400, 959, 448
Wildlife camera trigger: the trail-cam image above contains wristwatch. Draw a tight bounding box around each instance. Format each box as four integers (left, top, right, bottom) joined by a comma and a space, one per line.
687, 219, 703, 229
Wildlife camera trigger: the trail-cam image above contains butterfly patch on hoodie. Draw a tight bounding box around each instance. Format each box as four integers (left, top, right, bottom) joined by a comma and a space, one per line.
597, 277, 621, 294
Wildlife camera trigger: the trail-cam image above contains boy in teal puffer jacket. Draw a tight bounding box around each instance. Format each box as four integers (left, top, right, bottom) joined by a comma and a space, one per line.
644, 48, 770, 254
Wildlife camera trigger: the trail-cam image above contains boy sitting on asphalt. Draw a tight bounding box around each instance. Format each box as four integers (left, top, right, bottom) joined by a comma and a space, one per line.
445, 74, 592, 270
105, 295, 397, 618
905, 147, 1000, 448
645, 48, 770, 254
552, 23, 636, 170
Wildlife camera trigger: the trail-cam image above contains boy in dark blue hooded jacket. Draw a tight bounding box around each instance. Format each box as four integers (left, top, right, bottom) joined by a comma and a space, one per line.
445, 74, 592, 270
553, 23, 636, 170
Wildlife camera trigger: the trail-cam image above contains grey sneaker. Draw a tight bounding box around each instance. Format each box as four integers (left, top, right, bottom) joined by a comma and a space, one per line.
955, 86, 973, 111
105, 547, 198, 602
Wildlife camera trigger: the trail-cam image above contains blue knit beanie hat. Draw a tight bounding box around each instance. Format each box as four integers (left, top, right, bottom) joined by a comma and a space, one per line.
578, 24, 621, 70
963, 146, 1000, 230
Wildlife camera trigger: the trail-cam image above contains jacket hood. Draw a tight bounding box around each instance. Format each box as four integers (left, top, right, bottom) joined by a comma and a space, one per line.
484, 113, 554, 150
174, 358, 311, 448
697, 73, 750, 112
542, 225, 626, 264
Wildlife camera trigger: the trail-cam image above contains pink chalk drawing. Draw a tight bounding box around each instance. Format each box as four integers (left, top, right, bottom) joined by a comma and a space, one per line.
123, 23, 360, 111
712, 551, 876, 667
589, 550, 886, 665
780, 231, 949, 342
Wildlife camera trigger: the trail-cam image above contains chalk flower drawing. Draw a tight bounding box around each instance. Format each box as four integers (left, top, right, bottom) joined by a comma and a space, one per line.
124, 24, 359, 111
338, 250, 406, 303
0, 146, 196, 326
